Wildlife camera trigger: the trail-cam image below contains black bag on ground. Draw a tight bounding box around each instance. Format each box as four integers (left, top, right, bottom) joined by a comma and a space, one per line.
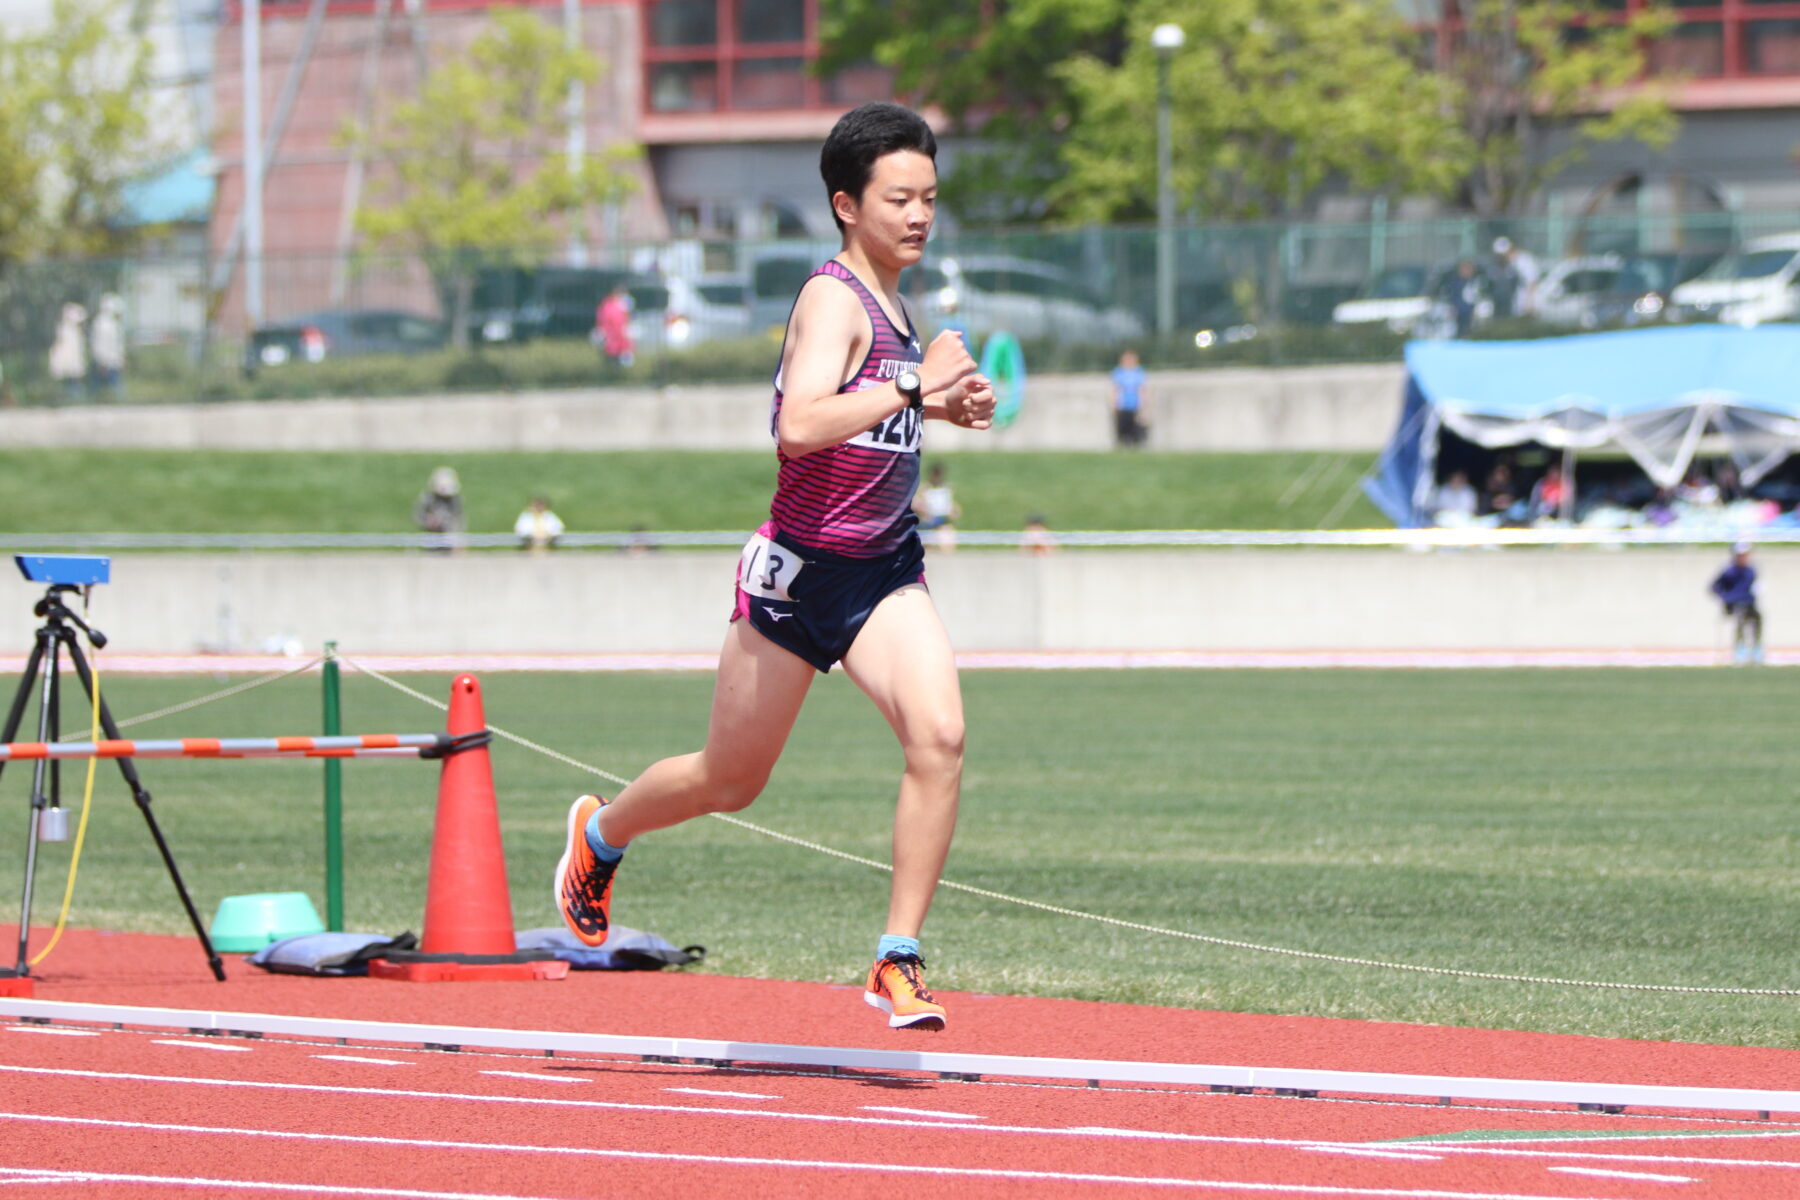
248, 931, 418, 976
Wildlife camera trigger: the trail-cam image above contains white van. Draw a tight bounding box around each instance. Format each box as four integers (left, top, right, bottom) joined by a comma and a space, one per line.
1668, 233, 1800, 327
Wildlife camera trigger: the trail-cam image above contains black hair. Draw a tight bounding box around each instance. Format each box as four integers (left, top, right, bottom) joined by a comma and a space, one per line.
820, 102, 938, 232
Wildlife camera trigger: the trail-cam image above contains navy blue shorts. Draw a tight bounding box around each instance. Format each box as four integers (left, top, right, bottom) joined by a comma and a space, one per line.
733, 523, 926, 673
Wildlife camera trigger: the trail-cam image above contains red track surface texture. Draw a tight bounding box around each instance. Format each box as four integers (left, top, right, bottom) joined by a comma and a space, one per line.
2, 925, 1797, 1199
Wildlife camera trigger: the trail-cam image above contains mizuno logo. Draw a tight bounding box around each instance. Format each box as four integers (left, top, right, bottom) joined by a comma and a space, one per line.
766, 611, 794, 622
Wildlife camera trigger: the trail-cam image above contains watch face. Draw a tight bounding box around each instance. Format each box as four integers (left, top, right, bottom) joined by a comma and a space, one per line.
898, 370, 921, 393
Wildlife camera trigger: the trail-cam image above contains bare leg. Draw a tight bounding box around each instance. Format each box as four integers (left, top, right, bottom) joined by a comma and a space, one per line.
840, 584, 965, 939
597, 618, 815, 846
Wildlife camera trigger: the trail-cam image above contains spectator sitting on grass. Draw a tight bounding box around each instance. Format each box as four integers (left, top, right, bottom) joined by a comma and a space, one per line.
413, 467, 466, 553
514, 495, 565, 554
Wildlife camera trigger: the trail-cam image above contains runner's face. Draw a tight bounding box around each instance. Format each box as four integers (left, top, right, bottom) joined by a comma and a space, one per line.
841, 150, 936, 268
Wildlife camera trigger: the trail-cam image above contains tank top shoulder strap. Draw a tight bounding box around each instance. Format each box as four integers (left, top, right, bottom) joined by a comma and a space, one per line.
812, 260, 913, 342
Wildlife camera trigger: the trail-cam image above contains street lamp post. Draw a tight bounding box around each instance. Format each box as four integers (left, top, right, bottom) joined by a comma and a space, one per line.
1152, 23, 1184, 338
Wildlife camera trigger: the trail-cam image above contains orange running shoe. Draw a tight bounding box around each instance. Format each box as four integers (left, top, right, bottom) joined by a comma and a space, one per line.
554, 794, 619, 947
863, 951, 947, 1031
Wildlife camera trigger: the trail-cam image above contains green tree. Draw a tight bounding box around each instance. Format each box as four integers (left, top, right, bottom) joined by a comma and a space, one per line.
1442, 0, 1678, 216
348, 10, 639, 347
0, 0, 164, 267
1051, 2, 1466, 223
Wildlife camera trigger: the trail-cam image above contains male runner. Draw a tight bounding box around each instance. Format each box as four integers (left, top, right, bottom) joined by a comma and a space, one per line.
555, 102, 995, 1030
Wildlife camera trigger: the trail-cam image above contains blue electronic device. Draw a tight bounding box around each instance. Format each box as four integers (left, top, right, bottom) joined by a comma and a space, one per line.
14, 554, 111, 587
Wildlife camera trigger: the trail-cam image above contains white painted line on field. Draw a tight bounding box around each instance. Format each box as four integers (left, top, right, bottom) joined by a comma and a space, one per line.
1549, 1166, 1697, 1184
4, 1026, 97, 1037
0, 1166, 556, 1199
479, 1071, 588, 1085
4, 996, 1795, 1116
1304, 1146, 1444, 1163
861, 1105, 984, 1121
313, 1055, 411, 1066
665, 1087, 779, 1100
151, 1039, 254, 1052
0, 1116, 1633, 1198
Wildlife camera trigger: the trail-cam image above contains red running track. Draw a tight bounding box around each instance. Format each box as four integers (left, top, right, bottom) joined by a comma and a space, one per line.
2, 925, 1797, 1199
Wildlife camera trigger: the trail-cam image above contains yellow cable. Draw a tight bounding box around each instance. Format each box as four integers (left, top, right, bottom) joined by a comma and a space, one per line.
29, 599, 101, 968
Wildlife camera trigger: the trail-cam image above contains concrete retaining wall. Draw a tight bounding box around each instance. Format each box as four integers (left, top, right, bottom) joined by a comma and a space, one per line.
6, 547, 1775, 658
0, 363, 1404, 454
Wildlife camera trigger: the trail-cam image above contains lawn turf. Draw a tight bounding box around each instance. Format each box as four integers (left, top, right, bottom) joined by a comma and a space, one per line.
5, 665, 1793, 1049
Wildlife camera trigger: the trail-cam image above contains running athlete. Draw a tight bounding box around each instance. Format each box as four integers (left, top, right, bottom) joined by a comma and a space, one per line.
555, 102, 994, 1031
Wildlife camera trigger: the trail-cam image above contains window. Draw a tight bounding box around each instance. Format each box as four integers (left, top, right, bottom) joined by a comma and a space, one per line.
643, 0, 894, 114
738, 0, 805, 44
1646, 22, 1725, 76
1746, 19, 1800, 73
651, 0, 716, 47
733, 56, 807, 108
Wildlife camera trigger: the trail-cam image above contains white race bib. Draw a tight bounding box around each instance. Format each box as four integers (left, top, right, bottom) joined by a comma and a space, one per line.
846, 389, 923, 454
737, 532, 804, 602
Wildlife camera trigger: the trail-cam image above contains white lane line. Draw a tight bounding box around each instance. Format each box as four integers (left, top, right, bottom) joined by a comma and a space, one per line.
0, 1168, 554, 1199
665, 1087, 779, 1100
4, 1026, 98, 1037
313, 1055, 412, 1067
0, 1066, 1786, 1173
860, 1105, 984, 1121
151, 1039, 254, 1052
0, 1122, 1632, 1198
1550, 1166, 1697, 1184
479, 1071, 589, 1085
1304, 1147, 1445, 1163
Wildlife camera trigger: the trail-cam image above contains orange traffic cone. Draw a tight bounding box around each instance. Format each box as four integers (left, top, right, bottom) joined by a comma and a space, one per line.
368, 674, 567, 982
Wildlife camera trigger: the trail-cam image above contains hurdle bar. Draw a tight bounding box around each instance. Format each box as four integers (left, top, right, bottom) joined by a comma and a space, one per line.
0, 733, 475, 762
1, 997, 1795, 1117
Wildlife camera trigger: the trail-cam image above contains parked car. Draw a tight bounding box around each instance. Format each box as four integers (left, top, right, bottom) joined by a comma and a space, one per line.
1668, 233, 1800, 327
913, 254, 1144, 344
1331, 262, 1494, 334
468, 266, 669, 344
244, 308, 447, 375
664, 273, 753, 347
1533, 251, 1720, 328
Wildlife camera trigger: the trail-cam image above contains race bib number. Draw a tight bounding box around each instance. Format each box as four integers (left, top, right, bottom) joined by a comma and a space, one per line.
737, 532, 804, 602
848, 396, 922, 454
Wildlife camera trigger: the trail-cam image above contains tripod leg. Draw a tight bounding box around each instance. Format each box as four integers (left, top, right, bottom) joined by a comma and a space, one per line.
63, 634, 227, 982
3, 632, 53, 978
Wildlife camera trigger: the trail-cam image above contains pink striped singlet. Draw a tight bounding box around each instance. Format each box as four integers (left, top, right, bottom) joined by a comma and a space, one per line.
767, 260, 924, 558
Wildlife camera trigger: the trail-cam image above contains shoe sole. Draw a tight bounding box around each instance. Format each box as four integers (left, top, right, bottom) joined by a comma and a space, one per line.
553, 795, 608, 948
864, 989, 946, 1031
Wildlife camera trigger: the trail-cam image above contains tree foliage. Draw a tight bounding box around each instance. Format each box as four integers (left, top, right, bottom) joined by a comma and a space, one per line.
1052, 1, 1466, 222
348, 9, 639, 345
1443, 0, 1678, 216
821, 0, 1681, 223
0, 0, 164, 268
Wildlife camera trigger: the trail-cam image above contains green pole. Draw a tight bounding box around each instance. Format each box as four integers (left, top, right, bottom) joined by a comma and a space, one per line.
321, 641, 344, 931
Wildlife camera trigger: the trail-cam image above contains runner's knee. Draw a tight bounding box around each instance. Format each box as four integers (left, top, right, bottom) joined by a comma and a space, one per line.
905, 713, 965, 772
698, 762, 771, 813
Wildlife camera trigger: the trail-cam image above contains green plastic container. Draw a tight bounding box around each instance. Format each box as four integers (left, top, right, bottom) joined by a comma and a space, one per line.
208, 892, 325, 952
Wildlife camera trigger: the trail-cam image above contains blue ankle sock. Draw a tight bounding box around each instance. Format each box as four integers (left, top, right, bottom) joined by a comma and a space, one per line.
584, 810, 627, 862
877, 934, 920, 960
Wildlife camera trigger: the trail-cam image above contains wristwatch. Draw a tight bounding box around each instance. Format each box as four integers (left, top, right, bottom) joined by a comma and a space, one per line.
896, 369, 923, 410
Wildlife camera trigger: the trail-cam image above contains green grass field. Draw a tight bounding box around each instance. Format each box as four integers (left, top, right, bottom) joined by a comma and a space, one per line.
5, 665, 1793, 1049
0, 448, 1385, 535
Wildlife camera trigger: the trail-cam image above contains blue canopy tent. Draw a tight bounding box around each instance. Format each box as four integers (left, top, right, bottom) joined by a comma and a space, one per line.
1364, 325, 1800, 527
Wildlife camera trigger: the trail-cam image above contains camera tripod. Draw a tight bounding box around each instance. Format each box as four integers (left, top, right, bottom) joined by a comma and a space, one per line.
0, 583, 224, 983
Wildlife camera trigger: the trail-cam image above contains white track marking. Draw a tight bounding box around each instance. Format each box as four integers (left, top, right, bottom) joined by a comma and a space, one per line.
479, 1071, 589, 1085
151, 1039, 255, 1052
1305, 1147, 1445, 1163
0, 1122, 1630, 1198
665, 1088, 778, 1100
313, 1055, 411, 1066
1549, 1166, 1697, 1184
861, 1105, 984, 1120
4, 1026, 97, 1037
0, 1168, 556, 1199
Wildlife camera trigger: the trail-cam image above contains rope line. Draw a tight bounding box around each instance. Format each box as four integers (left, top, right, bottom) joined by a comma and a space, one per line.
64, 658, 324, 742
342, 656, 1800, 997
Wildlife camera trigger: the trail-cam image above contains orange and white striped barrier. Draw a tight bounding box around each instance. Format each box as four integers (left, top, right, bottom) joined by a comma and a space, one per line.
0, 732, 482, 762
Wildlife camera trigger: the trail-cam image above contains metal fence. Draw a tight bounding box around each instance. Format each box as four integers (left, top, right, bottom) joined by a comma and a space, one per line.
5, 204, 1795, 407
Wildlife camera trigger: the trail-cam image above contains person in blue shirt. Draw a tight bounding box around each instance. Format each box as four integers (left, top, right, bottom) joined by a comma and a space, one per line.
1710, 543, 1763, 664
1110, 348, 1148, 448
